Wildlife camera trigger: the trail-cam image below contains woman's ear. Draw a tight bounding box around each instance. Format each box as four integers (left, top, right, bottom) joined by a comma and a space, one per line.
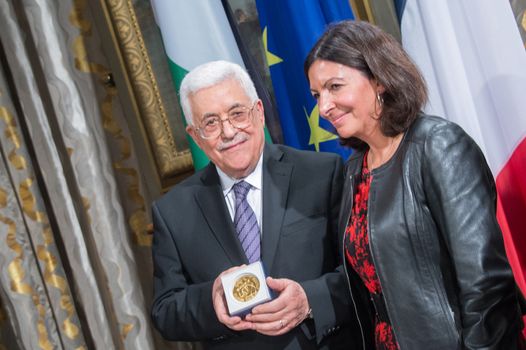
376, 81, 386, 94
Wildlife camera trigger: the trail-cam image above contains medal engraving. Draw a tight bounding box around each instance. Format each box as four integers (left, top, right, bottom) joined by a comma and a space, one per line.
232, 273, 260, 302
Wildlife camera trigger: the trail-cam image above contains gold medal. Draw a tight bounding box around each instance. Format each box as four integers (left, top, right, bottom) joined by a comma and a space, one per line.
232, 273, 260, 302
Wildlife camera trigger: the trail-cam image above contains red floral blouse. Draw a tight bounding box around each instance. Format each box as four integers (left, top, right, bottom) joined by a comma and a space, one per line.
344, 153, 399, 350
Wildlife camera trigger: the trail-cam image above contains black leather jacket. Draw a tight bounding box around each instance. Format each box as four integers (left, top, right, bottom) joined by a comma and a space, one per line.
338, 115, 523, 349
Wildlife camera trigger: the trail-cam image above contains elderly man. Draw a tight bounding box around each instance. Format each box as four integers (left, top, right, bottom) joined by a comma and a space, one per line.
151, 61, 357, 349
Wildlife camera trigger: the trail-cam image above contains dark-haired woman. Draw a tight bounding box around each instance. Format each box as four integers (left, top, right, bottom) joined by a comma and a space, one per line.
305, 20, 524, 350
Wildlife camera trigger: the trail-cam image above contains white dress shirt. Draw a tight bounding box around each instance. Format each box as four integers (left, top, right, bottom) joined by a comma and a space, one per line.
217, 153, 263, 235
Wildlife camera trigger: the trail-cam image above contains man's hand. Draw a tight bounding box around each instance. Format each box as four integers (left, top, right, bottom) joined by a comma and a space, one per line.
245, 277, 310, 336
212, 265, 254, 331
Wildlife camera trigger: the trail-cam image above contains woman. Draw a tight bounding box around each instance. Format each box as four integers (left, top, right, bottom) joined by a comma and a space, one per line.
305, 20, 524, 349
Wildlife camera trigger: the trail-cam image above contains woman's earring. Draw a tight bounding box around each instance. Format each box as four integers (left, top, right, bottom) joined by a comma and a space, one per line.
372, 92, 384, 120
376, 93, 384, 107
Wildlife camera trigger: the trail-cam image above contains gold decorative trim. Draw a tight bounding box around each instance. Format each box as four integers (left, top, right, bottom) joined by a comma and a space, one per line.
0, 111, 54, 348
103, 0, 193, 180
1, 213, 54, 350
1, 95, 80, 345
0, 188, 6, 208
0, 107, 26, 170
121, 322, 134, 340
349, 0, 376, 23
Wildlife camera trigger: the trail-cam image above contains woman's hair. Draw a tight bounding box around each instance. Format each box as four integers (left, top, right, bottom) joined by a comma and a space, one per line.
304, 20, 428, 149
180, 60, 258, 125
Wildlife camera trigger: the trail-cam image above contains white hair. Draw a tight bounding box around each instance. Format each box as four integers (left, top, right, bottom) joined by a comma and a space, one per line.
179, 60, 259, 125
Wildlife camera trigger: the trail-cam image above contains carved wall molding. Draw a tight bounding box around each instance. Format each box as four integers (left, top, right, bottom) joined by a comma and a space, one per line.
104, 0, 193, 185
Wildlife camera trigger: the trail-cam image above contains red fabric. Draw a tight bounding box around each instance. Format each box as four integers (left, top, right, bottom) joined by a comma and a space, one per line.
495, 138, 526, 337
496, 137, 526, 295
344, 154, 399, 350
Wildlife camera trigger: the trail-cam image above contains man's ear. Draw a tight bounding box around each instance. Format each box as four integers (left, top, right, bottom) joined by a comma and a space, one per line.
186, 125, 202, 148
255, 99, 265, 126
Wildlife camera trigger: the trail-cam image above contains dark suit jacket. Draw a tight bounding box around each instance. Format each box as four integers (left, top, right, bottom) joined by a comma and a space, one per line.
151, 144, 359, 349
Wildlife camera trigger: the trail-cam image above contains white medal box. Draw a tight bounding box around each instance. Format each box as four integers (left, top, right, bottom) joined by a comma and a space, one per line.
221, 261, 272, 317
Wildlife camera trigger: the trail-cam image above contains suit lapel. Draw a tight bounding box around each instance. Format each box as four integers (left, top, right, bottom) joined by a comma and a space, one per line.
261, 145, 293, 274
195, 164, 247, 265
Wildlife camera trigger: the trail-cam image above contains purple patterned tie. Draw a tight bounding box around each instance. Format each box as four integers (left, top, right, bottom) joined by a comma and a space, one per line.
233, 181, 260, 263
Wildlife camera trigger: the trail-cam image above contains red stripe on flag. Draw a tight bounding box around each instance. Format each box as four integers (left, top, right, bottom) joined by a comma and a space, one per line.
496, 137, 526, 295
496, 137, 526, 337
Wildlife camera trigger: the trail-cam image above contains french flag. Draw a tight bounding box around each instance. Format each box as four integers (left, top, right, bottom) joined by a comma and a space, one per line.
395, 0, 526, 294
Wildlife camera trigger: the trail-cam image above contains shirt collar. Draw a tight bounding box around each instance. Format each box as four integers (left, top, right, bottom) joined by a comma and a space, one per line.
217, 152, 263, 196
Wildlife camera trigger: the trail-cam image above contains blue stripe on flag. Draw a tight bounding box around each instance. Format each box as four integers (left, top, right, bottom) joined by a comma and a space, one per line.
393, 0, 407, 24
255, 0, 354, 160
319, 0, 355, 23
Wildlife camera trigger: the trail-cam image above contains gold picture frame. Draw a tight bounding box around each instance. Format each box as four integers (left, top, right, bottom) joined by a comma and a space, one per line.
101, 0, 194, 190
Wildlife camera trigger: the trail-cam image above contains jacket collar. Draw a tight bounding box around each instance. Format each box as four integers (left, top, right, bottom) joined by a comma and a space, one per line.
195, 144, 293, 271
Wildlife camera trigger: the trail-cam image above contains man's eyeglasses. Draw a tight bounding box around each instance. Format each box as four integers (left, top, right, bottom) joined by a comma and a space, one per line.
195, 103, 257, 139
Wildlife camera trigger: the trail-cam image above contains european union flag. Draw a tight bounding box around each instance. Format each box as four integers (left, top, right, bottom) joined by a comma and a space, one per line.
255, 0, 354, 159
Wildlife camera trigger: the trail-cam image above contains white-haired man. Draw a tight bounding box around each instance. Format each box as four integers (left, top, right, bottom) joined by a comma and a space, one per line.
151, 61, 358, 349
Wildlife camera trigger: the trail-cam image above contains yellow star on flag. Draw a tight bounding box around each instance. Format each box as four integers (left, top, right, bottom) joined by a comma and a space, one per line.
262, 27, 283, 66
304, 105, 338, 152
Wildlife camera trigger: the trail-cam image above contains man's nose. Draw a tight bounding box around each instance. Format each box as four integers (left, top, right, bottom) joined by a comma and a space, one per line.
220, 118, 237, 138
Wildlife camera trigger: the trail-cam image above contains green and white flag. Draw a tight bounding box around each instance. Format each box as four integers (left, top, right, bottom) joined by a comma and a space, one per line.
151, 0, 245, 170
